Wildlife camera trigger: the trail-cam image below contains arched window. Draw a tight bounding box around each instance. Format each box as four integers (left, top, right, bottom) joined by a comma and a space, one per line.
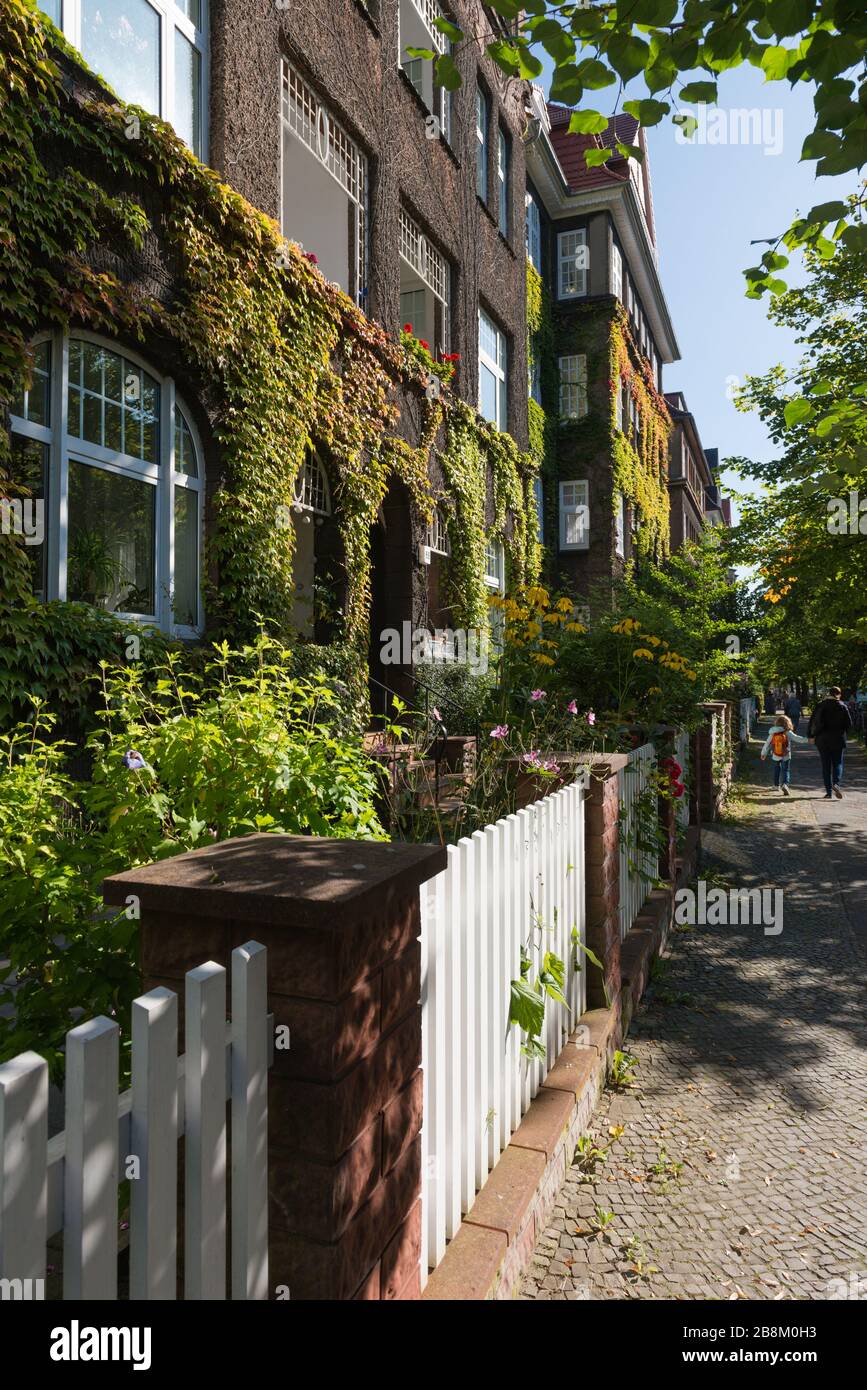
9, 331, 204, 635
291, 447, 332, 637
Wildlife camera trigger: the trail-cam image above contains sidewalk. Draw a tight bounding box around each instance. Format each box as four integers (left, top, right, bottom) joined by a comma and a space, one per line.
521, 720, 867, 1300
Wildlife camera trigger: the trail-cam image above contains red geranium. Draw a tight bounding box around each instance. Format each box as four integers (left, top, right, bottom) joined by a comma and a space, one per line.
403, 323, 413, 333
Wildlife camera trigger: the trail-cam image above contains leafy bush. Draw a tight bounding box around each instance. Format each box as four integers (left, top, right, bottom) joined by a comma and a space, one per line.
0, 634, 385, 1080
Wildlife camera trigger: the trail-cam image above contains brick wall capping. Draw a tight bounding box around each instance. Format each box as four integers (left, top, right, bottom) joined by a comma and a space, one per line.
698, 701, 729, 712
105, 832, 447, 927
583, 752, 631, 776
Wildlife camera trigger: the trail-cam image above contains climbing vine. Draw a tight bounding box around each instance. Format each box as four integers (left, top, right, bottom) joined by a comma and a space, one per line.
610, 308, 671, 564
0, 1, 537, 661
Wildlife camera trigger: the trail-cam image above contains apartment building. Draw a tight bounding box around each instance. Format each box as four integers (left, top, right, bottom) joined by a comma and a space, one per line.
664, 392, 722, 548
14, 0, 536, 694
523, 90, 681, 594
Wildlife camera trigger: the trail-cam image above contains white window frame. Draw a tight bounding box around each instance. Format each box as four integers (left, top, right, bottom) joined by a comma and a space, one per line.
559, 479, 589, 551
525, 190, 541, 271
559, 354, 588, 419
498, 127, 509, 236
557, 228, 587, 299
293, 447, 331, 517
427, 504, 451, 556
484, 536, 505, 590
9, 328, 204, 636
615, 374, 624, 431
399, 208, 451, 351
45, 0, 208, 161
280, 59, 369, 308
476, 87, 489, 201
533, 476, 544, 545
610, 242, 622, 301
614, 491, 625, 558
478, 308, 507, 431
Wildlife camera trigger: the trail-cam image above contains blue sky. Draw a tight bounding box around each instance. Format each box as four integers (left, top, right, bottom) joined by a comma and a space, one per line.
537, 57, 855, 519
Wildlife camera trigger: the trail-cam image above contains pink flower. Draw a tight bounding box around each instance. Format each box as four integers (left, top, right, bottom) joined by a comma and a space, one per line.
433, 707, 443, 723
587, 711, 597, 726
530, 689, 546, 702
567, 699, 578, 715
490, 725, 509, 740
521, 750, 542, 766
543, 758, 561, 774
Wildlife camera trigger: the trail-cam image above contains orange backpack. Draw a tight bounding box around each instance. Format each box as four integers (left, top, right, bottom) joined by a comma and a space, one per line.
771, 730, 789, 758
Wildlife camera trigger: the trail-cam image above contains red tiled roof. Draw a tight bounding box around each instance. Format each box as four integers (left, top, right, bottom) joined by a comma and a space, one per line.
546, 105, 655, 245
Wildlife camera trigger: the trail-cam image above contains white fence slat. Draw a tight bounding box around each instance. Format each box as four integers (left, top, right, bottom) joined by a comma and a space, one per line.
0, 1051, 48, 1285
130, 987, 179, 1301
231, 940, 269, 1301
63, 1016, 119, 1300
444, 844, 463, 1239
507, 814, 522, 1137
459, 836, 477, 1211
185, 961, 227, 1300
474, 828, 490, 1190
485, 823, 502, 1166
420, 883, 432, 1284
518, 806, 533, 1117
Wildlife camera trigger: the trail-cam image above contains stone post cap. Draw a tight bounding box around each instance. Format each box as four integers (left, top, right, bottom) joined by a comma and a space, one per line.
103, 833, 447, 928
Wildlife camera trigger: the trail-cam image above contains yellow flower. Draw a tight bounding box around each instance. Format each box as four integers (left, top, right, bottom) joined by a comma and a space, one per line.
633, 648, 655, 660
686, 671, 697, 682
556, 596, 574, 613
639, 634, 662, 647
544, 611, 563, 624
532, 653, 555, 666
487, 593, 503, 608
525, 621, 542, 639
565, 622, 587, 634
648, 686, 663, 695
539, 638, 558, 651
526, 585, 550, 608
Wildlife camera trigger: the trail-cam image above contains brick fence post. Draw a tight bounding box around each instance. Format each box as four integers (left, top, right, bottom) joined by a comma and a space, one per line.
104, 832, 445, 1301
583, 756, 627, 1010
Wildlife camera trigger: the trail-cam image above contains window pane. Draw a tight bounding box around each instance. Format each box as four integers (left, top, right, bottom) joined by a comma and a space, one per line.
173, 485, 198, 626
479, 362, 498, 425
174, 28, 202, 156
12, 340, 51, 425
38, 1, 62, 23
81, 0, 161, 117
67, 460, 155, 615
8, 435, 48, 599
174, 410, 198, 476
177, 0, 201, 25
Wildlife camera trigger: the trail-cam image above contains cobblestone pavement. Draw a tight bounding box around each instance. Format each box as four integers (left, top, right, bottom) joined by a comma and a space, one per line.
522, 720, 867, 1300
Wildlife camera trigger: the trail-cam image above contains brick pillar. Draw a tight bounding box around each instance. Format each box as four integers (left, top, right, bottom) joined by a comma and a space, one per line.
104, 832, 445, 1301
689, 727, 702, 829
583, 757, 626, 1010
657, 791, 677, 882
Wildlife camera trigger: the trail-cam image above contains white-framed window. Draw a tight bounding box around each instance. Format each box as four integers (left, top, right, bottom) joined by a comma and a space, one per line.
293, 448, 331, 516
427, 503, 451, 556
281, 60, 368, 307
529, 344, 542, 404
533, 476, 544, 545
559, 354, 588, 419
615, 375, 624, 431
498, 127, 510, 236
399, 207, 451, 353
557, 228, 587, 299
525, 190, 541, 270
476, 86, 489, 201
9, 330, 204, 634
614, 491, 625, 558
610, 243, 622, 301
559, 479, 589, 551
484, 536, 505, 590
630, 395, 642, 449
479, 308, 507, 430
41, 0, 207, 159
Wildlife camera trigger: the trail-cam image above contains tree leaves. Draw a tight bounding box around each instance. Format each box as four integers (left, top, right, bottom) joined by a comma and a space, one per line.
569, 109, 610, 135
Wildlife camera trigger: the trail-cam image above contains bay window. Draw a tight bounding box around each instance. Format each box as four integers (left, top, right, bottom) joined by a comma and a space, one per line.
478, 309, 507, 431
39, 0, 207, 159
9, 332, 204, 635
281, 60, 369, 308
398, 0, 452, 139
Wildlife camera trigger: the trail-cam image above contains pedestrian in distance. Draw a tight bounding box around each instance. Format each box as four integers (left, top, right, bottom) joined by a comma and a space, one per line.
808, 686, 852, 798
760, 714, 808, 796
784, 691, 803, 731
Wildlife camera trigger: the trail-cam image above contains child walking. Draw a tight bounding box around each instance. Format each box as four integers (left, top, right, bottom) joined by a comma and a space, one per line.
760, 714, 808, 795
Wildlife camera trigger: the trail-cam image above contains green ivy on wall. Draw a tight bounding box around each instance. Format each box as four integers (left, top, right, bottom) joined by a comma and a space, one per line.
610, 309, 671, 563
0, 1, 538, 662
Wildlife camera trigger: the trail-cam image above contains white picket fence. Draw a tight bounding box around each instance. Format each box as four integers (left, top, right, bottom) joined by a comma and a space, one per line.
419, 774, 588, 1284
674, 728, 690, 830
0, 942, 271, 1301
617, 744, 658, 940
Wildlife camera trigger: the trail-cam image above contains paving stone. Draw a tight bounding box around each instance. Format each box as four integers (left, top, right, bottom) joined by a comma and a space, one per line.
521, 729, 867, 1301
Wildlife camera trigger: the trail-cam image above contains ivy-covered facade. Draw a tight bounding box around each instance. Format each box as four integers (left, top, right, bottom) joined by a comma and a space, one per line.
0, 1, 542, 724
